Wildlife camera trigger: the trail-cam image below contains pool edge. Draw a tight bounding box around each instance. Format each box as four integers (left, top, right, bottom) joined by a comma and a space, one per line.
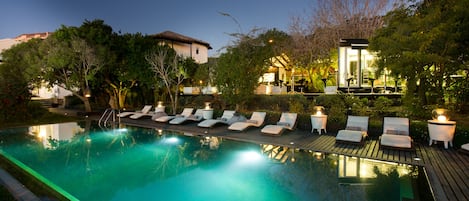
0, 150, 79, 201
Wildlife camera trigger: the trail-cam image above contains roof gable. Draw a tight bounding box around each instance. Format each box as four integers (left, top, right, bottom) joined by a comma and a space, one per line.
151, 31, 212, 49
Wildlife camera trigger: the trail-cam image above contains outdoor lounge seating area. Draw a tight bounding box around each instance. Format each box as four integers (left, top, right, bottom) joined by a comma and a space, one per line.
169, 109, 204, 124
117, 105, 153, 118
154, 108, 194, 123
228, 111, 266, 131
335, 115, 369, 144
461, 143, 469, 154
380, 117, 413, 149
261, 112, 298, 135
197, 110, 243, 128
110, 104, 464, 156
113, 105, 440, 151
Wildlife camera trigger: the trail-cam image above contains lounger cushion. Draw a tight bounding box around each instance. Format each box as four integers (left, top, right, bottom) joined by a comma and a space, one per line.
169, 117, 186, 124
228, 122, 254, 131
155, 107, 165, 113
151, 112, 167, 121
461, 143, 469, 151
117, 112, 134, 117
277, 122, 290, 127
336, 130, 365, 143
385, 130, 408, 135
155, 115, 176, 122
380, 134, 412, 149
346, 126, 362, 131
246, 120, 258, 124
188, 115, 203, 121
261, 125, 284, 135
198, 119, 226, 128
129, 113, 150, 119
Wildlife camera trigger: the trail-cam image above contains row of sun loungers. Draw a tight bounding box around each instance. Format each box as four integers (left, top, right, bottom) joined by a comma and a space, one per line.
335, 115, 413, 149
117, 105, 414, 149
117, 105, 167, 120
228, 112, 266, 131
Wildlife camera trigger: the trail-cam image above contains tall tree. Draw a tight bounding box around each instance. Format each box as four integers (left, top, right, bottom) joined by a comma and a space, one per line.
214, 29, 279, 110
98, 33, 157, 110
40, 22, 108, 112
369, 0, 468, 108
289, 0, 396, 91
0, 39, 42, 122
145, 46, 189, 114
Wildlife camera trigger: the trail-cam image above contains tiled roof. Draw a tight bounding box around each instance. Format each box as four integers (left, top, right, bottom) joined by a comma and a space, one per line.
151, 31, 212, 49
15, 32, 52, 42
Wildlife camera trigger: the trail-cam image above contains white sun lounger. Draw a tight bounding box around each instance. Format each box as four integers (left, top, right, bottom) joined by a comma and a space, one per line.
154, 108, 194, 123
169, 109, 204, 124
380, 117, 412, 149
117, 105, 153, 118
335, 116, 369, 144
228, 112, 266, 131
261, 112, 297, 135
460, 143, 469, 154
197, 110, 236, 128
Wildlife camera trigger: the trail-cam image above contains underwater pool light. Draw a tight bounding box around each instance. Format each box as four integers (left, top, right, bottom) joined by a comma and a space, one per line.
163, 136, 180, 144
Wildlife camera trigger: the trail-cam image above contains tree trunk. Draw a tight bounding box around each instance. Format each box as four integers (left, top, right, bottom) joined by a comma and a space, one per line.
174, 90, 179, 115
84, 97, 92, 113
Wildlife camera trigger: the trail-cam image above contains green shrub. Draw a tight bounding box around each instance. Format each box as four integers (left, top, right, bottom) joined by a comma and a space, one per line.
289, 99, 305, 114
28, 101, 48, 118
0, 63, 31, 123
374, 97, 393, 112
313, 95, 347, 123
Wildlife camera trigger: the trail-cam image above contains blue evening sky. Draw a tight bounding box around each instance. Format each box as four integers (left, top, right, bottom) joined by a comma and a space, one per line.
0, 0, 315, 56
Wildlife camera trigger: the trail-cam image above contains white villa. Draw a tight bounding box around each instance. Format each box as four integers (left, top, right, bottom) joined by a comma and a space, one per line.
151, 30, 212, 64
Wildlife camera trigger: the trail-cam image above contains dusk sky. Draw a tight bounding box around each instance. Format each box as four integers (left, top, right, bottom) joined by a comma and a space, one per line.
1, 0, 315, 56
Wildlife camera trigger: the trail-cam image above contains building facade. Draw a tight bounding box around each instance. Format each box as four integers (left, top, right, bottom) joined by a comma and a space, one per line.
151, 31, 212, 64
338, 39, 399, 93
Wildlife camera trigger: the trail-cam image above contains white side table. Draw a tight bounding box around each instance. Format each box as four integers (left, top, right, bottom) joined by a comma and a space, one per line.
428, 120, 456, 149
202, 109, 214, 120
311, 115, 327, 134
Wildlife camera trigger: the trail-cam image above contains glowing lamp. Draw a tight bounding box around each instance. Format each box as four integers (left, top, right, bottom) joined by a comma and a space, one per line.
204, 102, 212, 110
157, 101, 164, 108
432, 108, 450, 122
84, 87, 92, 98
313, 106, 325, 116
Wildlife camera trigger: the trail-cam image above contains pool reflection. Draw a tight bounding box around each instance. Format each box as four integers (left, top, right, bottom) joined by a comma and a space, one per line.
0, 122, 431, 201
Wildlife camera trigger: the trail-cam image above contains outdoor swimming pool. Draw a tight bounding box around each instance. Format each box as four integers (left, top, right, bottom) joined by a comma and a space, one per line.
0, 121, 433, 201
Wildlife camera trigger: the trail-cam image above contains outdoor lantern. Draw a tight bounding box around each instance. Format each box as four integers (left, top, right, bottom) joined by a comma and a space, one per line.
205, 102, 211, 110
157, 101, 164, 108
84, 87, 91, 98
155, 101, 165, 113
432, 108, 450, 122
313, 106, 326, 116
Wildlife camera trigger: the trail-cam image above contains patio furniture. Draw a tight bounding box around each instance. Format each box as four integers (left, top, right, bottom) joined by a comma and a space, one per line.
261, 112, 297, 135
197, 110, 238, 128
169, 109, 204, 124
154, 108, 194, 123
380, 117, 412, 149
428, 120, 456, 149
117, 105, 153, 118
335, 116, 369, 144
228, 112, 266, 131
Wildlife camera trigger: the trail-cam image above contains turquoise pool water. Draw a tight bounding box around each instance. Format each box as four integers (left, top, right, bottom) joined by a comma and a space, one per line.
0, 121, 432, 201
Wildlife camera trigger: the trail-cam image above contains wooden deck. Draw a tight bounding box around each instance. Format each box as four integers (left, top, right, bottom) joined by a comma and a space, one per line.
115, 117, 469, 201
